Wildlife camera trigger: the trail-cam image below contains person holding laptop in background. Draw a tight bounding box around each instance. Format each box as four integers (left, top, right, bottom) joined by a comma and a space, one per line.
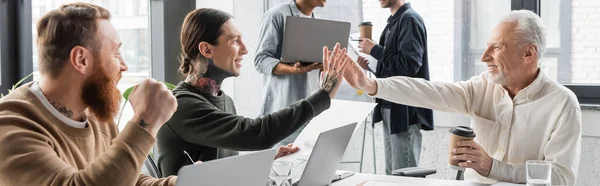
157, 8, 351, 176
357, 0, 434, 175
255, 0, 327, 146
0, 3, 177, 185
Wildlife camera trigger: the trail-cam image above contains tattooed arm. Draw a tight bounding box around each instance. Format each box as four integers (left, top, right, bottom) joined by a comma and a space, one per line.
319, 43, 350, 99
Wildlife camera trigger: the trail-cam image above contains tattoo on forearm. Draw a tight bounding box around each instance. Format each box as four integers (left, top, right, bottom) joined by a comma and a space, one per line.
320, 72, 339, 93
139, 120, 150, 129
50, 101, 73, 118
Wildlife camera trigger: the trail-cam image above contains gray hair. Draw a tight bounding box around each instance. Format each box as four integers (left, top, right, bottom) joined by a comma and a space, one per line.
499, 10, 547, 60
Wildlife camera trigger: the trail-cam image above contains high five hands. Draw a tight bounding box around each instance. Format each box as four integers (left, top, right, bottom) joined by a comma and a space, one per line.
319, 43, 351, 99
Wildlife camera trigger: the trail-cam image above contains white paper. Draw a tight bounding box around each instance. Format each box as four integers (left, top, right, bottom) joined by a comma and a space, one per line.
348, 33, 378, 73
277, 99, 377, 162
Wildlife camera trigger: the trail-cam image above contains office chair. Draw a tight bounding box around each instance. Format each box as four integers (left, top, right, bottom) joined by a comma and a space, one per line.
391, 167, 437, 178
392, 167, 464, 180
144, 154, 163, 178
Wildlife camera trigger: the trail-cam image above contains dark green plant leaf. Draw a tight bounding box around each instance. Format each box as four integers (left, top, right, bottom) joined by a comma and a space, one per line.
14, 73, 33, 87
1, 73, 33, 98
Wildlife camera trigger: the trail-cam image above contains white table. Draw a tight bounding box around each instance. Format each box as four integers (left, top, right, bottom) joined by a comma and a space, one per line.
330, 173, 490, 186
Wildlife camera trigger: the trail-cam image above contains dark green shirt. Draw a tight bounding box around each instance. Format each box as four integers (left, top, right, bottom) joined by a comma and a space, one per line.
156, 82, 331, 176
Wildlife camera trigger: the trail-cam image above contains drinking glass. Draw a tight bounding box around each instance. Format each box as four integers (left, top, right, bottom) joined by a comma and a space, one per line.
267, 161, 293, 186
526, 160, 551, 186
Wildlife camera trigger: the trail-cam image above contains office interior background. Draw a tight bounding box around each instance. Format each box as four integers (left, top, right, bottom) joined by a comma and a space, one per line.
0, 0, 598, 185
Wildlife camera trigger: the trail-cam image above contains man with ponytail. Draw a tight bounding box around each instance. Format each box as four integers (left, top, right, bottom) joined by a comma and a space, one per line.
156, 8, 351, 176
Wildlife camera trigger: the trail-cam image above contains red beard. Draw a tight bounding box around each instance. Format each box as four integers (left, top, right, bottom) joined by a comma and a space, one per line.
81, 65, 122, 123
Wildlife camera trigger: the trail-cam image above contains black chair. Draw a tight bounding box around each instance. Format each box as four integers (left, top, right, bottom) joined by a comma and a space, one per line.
392, 167, 464, 180
391, 167, 437, 178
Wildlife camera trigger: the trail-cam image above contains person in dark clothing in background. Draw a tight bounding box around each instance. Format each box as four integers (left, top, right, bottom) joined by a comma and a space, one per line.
156, 8, 351, 176
357, 0, 434, 175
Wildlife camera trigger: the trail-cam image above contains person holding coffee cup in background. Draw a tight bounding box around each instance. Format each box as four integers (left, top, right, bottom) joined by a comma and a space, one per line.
343, 10, 581, 185
356, 0, 434, 176
356, 22, 373, 72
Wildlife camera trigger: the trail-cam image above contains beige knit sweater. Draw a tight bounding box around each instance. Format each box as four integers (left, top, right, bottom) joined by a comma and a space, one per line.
0, 85, 176, 186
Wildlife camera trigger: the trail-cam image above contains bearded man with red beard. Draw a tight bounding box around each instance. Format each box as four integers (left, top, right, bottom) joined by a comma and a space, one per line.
0, 3, 179, 186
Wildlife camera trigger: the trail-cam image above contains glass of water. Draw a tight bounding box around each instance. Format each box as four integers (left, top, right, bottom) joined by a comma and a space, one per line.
526, 160, 551, 186
267, 161, 293, 186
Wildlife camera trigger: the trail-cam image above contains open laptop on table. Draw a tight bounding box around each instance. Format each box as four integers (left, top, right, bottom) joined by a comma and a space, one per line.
176, 149, 276, 186
281, 16, 351, 63
290, 122, 358, 186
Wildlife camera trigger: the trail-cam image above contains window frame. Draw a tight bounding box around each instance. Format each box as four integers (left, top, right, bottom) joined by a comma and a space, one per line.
0, 0, 33, 95
4, 0, 600, 103
458, 0, 597, 104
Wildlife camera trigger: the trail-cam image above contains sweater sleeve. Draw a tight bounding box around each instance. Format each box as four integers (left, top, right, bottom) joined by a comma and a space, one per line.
0, 119, 167, 186
136, 175, 177, 186
168, 90, 331, 150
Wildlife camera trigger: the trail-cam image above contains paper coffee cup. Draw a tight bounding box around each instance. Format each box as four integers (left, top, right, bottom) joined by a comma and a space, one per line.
448, 126, 476, 170
359, 22, 373, 40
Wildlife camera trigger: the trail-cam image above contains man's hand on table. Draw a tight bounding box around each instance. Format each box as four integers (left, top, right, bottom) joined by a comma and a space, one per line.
275, 143, 300, 159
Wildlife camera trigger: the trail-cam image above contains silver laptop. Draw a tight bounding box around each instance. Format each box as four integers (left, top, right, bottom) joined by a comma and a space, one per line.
281, 16, 351, 63
176, 149, 276, 186
291, 122, 357, 186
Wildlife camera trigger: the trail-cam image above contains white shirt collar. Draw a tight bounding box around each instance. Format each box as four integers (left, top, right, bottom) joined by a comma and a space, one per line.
29, 82, 88, 128
498, 68, 547, 101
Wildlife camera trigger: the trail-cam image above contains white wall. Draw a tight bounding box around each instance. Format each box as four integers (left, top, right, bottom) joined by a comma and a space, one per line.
196, 0, 264, 117
231, 0, 266, 117
571, 0, 600, 83
196, 0, 237, 100
362, 0, 455, 83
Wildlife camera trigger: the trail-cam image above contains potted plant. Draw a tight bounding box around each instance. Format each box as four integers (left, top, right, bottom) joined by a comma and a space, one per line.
117, 82, 176, 126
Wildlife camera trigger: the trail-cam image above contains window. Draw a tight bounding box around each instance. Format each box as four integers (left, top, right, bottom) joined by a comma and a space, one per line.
361, 0, 600, 95
467, 0, 562, 81
31, 0, 150, 128
469, 0, 592, 84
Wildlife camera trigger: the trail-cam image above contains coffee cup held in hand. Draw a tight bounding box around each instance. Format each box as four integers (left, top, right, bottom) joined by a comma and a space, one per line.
359, 22, 373, 40
448, 126, 476, 170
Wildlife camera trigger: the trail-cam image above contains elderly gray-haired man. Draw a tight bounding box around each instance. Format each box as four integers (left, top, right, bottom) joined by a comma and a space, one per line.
343, 10, 581, 185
